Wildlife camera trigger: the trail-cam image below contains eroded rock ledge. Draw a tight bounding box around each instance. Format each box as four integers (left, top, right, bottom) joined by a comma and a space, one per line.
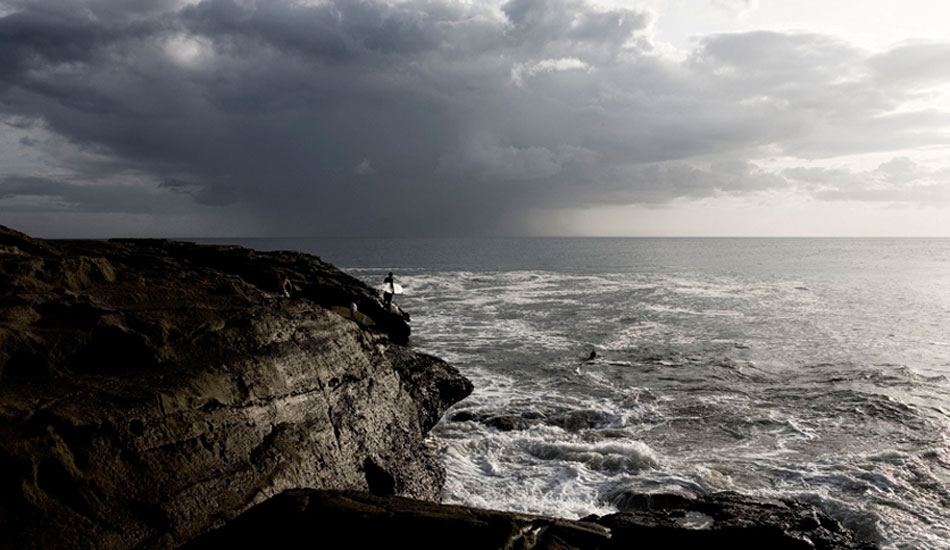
0, 226, 472, 549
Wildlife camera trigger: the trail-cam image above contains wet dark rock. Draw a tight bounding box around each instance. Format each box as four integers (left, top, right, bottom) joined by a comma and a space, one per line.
185, 489, 612, 550
450, 410, 539, 431
189, 489, 878, 550
597, 491, 878, 550
484, 415, 532, 431
606, 491, 699, 511
386, 345, 473, 432
451, 410, 478, 422
455, 407, 628, 433
547, 409, 619, 431
0, 225, 471, 549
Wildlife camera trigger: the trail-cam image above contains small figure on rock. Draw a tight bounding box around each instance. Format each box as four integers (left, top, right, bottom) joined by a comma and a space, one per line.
280, 275, 293, 298
382, 271, 395, 307
350, 301, 367, 327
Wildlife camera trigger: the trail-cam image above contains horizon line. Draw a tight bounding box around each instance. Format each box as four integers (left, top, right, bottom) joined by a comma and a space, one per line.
167, 234, 950, 240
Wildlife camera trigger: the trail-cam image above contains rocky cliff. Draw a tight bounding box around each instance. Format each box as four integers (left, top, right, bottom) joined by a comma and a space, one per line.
0, 226, 472, 548
0, 226, 878, 550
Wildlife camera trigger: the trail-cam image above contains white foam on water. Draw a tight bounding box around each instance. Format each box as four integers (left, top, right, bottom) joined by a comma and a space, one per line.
412, 313, 575, 359
432, 421, 656, 519
369, 260, 950, 549
525, 439, 659, 473
645, 304, 745, 318
656, 274, 824, 302
602, 322, 664, 350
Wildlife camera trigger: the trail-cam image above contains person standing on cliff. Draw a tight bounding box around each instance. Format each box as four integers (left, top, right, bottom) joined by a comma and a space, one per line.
382, 271, 395, 308
280, 275, 293, 298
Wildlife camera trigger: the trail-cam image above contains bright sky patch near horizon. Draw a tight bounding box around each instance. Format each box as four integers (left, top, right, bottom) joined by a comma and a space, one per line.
1, 0, 949, 237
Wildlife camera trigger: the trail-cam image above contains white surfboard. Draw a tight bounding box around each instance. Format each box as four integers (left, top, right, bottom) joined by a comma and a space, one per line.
378, 282, 404, 295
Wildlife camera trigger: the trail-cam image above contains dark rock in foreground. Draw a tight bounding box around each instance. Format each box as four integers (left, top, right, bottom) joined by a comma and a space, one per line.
186, 490, 612, 550
600, 491, 878, 549
0, 226, 472, 548
188, 489, 878, 550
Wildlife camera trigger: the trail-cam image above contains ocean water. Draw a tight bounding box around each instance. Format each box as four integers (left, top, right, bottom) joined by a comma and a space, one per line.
209, 237, 950, 550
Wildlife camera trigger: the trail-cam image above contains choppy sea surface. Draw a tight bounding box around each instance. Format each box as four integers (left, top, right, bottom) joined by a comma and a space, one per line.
208, 237, 950, 550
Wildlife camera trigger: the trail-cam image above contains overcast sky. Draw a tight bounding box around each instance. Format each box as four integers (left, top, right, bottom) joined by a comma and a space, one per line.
2, 0, 949, 237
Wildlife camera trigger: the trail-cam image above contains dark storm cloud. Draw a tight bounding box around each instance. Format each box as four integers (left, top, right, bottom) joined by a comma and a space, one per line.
0, 175, 64, 198
0, 174, 204, 213
1, 0, 948, 236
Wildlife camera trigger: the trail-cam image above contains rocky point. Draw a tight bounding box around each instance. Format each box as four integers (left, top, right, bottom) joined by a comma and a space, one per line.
0, 226, 471, 548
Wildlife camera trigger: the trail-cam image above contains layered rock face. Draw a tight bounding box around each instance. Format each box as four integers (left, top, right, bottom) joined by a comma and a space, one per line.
0, 226, 472, 549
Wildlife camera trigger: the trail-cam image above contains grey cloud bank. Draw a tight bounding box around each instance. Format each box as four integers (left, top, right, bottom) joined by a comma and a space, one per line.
1, 0, 948, 236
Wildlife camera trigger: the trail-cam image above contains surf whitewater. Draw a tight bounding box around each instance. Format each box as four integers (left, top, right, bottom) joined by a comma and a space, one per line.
212, 237, 950, 550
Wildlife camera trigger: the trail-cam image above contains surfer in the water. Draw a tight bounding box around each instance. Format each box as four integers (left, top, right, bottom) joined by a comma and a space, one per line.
382, 272, 395, 307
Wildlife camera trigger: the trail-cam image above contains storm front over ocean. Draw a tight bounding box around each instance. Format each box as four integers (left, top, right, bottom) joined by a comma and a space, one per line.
6, 0, 950, 547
